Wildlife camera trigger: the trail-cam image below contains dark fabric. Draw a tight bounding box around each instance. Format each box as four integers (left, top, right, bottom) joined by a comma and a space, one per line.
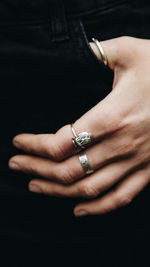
1, 0, 150, 265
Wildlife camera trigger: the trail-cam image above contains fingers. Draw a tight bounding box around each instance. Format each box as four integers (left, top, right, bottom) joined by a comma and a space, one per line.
12, 125, 79, 161
28, 158, 135, 197
74, 164, 150, 216
9, 130, 136, 184
11, 116, 138, 185
9, 154, 84, 184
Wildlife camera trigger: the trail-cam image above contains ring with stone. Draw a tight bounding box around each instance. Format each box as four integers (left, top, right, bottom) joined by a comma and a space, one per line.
71, 123, 92, 149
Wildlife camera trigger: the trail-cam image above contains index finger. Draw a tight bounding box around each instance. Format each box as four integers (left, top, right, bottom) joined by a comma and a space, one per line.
12, 93, 121, 162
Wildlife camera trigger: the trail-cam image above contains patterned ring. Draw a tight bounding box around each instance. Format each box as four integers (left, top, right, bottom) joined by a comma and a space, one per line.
78, 151, 94, 175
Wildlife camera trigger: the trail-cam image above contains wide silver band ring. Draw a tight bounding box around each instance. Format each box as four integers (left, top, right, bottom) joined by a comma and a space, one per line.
78, 151, 94, 175
92, 38, 108, 66
71, 123, 92, 149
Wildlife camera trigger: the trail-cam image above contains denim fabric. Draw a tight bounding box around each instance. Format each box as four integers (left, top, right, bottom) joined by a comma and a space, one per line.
1, 0, 150, 265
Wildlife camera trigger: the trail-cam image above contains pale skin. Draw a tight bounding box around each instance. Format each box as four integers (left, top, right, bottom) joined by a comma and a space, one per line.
8, 36, 150, 216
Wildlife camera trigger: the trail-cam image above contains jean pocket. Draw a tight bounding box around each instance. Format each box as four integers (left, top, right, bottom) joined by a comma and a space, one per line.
72, 18, 108, 73
79, 19, 104, 65
68, 18, 114, 105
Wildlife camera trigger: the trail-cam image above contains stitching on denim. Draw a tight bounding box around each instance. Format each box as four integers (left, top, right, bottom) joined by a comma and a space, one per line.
51, 0, 69, 42
78, 19, 105, 68
67, 0, 131, 19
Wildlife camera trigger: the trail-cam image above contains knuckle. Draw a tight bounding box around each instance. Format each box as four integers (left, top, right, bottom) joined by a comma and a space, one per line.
41, 134, 54, 157
102, 111, 124, 136
113, 117, 123, 132
56, 164, 74, 184
117, 36, 136, 66
79, 183, 99, 198
53, 124, 70, 161
117, 137, 138, 157
44, 135, 65, 161
115, 192, 132, 207
119, 36, 134, 52
120, 36, 132, 43
53, 143, 66, 161
100, 206, 113, 214
107, 118, 119, 133
129, 141, 138, 154
121, 140, 136, 156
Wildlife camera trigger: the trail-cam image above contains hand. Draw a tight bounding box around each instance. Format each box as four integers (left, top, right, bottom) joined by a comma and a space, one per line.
8, 36, 150, 216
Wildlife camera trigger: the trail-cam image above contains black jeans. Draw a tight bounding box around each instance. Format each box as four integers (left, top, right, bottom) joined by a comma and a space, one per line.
1, 0, 150, 265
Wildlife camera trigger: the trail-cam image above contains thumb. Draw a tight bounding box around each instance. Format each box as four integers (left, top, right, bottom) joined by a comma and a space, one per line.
89, 36, 134, 71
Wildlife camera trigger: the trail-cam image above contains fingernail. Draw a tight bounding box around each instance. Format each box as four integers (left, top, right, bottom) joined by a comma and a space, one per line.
29, 183, 42, 194
75, 209, 88, 217
13, 139, 21, 149
9, 161, 21, 171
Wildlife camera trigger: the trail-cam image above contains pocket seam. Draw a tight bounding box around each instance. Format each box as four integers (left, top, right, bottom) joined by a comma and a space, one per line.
78, 19, 105, 69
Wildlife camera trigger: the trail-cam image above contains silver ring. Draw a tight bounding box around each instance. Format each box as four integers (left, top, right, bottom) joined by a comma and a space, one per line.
78, 151, 94, 175
92, 38, 108, 66
71, 123, 92, 149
